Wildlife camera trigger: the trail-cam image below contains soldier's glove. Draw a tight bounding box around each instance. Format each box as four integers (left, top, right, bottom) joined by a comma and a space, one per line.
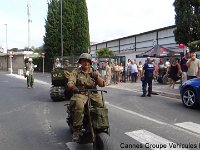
71, 86, 79, 93
91, 71, 98, 80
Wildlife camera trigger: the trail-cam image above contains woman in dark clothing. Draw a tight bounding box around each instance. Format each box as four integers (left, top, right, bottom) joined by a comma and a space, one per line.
167, 58, 182, 88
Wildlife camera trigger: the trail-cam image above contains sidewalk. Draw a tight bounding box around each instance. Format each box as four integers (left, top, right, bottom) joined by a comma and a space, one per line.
107, 80, 181, 99
3, 71, 181, 99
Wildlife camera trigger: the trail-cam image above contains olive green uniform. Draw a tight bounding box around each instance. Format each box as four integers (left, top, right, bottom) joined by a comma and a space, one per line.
25, 62, 34, 88
68, 67, 104, 126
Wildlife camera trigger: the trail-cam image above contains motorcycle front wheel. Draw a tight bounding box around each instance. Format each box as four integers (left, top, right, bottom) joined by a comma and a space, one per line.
93, 132, 113, 150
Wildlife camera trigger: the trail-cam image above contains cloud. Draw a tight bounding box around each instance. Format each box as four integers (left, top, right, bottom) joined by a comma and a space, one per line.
0, 0, 175, 49
87, 0, 175, 42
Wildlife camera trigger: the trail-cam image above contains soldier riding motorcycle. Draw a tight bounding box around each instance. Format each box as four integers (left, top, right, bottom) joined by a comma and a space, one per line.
66, 53, 113, 149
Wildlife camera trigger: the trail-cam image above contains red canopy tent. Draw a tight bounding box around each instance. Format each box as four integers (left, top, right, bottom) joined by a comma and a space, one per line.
136, 45, 183, 58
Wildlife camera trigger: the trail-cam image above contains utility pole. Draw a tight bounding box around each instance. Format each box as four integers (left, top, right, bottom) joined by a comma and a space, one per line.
41, 53, 45, 74
61, 0, 64, 58
4, 24, 8, 53
27, 0, 31, 51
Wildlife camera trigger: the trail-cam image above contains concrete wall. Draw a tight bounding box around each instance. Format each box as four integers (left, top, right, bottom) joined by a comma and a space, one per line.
0, 54, 25, 73
0, 55, 8, 71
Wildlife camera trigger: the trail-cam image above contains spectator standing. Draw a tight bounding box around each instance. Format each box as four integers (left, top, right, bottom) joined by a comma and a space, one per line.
137, 61, 143, 79
119, 63, 124, 82
158, 59, 165, 69
167, 58, 182, 88
100, 62, 106, 80
113, 61, 120, 84
186, 51, 200, 79
105, 62, 112, 85
180, 52, 190, 83
165, 58, 171, 68
141, 57, 155, 97
127, 59, 132, 81
157, 59, 166, 82
91, 60, 98, 70
130, 61, 138, 82
152, 59, 158, 81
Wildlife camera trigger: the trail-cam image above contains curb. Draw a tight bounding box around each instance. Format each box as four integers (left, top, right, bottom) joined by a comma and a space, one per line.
107, 85, 181, 99
152, 90, 181, 99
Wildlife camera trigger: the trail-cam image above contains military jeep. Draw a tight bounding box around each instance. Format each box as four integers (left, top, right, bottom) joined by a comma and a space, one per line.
50, 56, 78, 101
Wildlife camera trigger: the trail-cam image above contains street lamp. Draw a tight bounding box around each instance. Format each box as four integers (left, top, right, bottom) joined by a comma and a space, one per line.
8, 51, 13, 74
4, 24, 8, 53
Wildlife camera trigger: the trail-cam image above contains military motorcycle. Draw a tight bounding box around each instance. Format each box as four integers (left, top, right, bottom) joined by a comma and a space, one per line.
50, 56, 78, 101
65, 89, 113, 150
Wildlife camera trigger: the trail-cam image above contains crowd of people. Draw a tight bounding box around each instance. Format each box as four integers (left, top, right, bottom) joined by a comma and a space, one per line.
91, 50, 200, 90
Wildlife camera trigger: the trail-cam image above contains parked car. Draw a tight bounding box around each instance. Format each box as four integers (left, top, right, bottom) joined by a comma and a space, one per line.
179, 78, 200, 108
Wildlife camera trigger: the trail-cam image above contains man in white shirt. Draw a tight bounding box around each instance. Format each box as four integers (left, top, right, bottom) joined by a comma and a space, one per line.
186, 51, 200, 80
165, 59, 170, 68
130, 61, 138, 82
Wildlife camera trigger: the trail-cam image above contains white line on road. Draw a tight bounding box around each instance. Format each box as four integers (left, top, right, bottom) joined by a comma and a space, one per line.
108, 103, 165, 125
66, 142, 92, 150
6, 74, 51, 86
175, 122, 200, 134
125, 130, 188, 150
107, 103, 200, 138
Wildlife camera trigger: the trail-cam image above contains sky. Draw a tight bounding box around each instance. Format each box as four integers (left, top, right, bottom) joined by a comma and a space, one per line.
0, 0, 175, 52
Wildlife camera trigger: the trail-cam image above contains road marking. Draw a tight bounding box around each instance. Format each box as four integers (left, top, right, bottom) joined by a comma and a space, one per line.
0, 80, 8, 82
6, 74, 51, 86
175, 122, 200, 134
108, 103, 200, 138
66, 142, 92, 150
108, 103, 165, 125
125, 130, 188, 150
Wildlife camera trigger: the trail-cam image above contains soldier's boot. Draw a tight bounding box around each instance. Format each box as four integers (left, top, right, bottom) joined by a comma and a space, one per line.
72, 126, 81, 142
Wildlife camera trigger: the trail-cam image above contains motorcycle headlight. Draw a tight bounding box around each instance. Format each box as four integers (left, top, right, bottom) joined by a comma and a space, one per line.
53, 73, 57, 77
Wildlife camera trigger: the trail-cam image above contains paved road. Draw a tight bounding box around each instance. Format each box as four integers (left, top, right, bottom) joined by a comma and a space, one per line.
3, 72, 200, 150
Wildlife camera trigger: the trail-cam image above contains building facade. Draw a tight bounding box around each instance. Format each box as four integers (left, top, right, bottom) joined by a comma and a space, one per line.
90, 25, 181, 62
0, 51, 37, 73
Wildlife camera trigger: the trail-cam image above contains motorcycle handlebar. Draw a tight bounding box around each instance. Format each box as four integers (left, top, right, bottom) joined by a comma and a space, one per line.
78, 89, 107, 93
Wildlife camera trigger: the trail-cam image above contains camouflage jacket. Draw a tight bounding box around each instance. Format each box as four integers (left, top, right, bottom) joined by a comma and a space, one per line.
68, 67, 101, 89
68, 67, 103, 103
25, 62, 34, 75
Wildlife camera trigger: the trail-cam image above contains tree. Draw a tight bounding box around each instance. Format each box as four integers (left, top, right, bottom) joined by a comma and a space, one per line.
32, 47, 44, 54
73, 0, 90, 55
173, 0, 200, 48
96, 48, 115, 57
62, 0, 75, 56
10, 48, 18, 52
43, 0, 60, 60
43, 0, 90, 61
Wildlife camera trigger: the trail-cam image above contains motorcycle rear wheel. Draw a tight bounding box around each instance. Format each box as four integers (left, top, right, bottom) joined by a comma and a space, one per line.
93, 132, 113, 150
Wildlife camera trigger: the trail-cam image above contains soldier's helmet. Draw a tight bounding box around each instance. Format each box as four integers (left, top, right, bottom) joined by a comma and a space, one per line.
78, 53, 92, 64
